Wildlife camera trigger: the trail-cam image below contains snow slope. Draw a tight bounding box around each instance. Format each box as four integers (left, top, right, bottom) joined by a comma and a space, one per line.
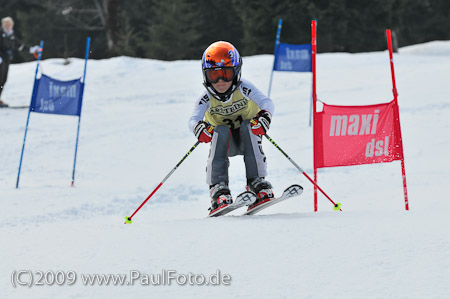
1, 41, 450, 298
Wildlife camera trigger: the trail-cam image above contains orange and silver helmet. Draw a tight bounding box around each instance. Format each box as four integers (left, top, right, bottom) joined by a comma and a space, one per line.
201, 41, 242, 101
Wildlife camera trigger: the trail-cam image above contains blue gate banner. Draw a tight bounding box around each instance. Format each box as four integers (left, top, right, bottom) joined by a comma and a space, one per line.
30, 74, 83, 116
273, 43, 312, 72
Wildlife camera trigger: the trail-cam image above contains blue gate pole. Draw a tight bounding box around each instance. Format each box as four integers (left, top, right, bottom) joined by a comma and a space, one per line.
16, 41, 44, 188
268, 18, 282, 98
71, 37, 91, 187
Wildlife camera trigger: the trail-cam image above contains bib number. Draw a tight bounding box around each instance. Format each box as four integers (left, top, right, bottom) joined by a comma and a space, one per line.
223, 115, 244, 129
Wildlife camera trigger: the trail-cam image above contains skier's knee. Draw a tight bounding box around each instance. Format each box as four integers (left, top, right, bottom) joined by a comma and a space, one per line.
240, 119, 252, 136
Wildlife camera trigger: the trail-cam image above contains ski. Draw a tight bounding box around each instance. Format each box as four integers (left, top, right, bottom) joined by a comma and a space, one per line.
244, 184, 303, 216
208, 191, 256, 217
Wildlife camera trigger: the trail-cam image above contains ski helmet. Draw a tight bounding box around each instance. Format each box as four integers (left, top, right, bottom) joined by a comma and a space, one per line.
201, 41, 242, 101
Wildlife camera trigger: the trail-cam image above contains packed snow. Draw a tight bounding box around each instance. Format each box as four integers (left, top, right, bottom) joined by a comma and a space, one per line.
1, 40, 449, 298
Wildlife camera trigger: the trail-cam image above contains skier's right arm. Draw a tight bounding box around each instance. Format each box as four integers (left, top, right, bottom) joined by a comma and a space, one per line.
188, 92, 213, 143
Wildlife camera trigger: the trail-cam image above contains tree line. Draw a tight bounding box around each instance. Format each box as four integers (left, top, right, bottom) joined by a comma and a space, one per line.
2, 0, 449, 63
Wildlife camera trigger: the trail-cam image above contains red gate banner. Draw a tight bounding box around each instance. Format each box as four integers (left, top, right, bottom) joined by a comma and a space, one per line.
314, 100, 404, 168
312, 29, 409, 211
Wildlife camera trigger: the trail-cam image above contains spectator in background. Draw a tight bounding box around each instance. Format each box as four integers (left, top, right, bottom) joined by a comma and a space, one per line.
0, 16, 39, 107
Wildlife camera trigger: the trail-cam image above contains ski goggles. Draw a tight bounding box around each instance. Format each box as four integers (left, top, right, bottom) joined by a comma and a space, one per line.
204, 67, 236, 84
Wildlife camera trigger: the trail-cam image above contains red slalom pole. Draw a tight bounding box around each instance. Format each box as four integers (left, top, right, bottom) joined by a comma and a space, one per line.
124, 141, 200, 224
386, 29, 409, 210
386, 30, 398, 99
311, 19, 318, 212
264, 134, 341, 211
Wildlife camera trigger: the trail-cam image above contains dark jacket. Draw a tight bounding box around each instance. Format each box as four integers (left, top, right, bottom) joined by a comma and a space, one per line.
0, 29, 24, 61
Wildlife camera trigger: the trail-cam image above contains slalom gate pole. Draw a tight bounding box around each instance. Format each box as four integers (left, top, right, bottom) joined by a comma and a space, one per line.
124, 141, 201, 224
268, 18, 282, 97
264, 134, 341, 211
16, 40, 44, 189
311, 19, 318, 211
71, 37, 91, 187
309, 19, 317, 128
386, 29, 409, 210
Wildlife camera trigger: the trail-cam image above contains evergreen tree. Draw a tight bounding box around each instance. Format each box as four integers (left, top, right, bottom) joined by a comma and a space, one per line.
196, 0, 243, 57
142, 0, 203, 60
1, 0, 449, 60
232, 0, 283, 55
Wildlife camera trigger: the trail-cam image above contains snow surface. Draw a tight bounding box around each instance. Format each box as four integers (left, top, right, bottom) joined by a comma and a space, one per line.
1, 40, 450, 298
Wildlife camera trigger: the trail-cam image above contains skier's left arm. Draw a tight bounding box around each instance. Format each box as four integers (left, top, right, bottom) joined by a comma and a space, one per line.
240, 79, 274, 135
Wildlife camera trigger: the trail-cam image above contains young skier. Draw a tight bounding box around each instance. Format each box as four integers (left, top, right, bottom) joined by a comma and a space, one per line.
188, 41, 275, 214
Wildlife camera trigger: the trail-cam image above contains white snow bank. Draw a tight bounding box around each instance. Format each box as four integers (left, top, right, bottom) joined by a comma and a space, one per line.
399, 40, 450, 56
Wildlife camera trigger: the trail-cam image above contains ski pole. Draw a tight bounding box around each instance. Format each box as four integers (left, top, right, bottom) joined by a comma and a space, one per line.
264, 134, 342, 211
124, 141, 200, 224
